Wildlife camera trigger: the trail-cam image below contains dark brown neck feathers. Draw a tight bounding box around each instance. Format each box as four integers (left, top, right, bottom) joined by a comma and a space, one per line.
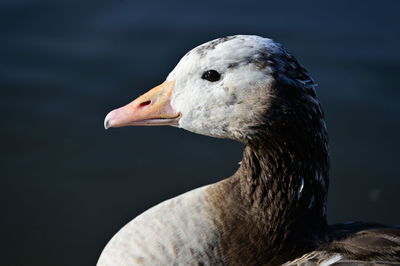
209, 138, 329, 265
239, 139, 328, 262
209, 137, 329, 265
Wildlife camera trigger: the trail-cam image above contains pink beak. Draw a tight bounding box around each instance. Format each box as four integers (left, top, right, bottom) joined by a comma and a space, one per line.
104, 81, 180, 129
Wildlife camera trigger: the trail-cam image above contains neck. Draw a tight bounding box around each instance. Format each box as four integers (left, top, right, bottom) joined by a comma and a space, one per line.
240, 139, 328, 256
208, 123, 329, 265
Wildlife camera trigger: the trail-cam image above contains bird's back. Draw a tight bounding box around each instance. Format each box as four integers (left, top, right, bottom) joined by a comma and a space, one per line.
284, 222, 400, 265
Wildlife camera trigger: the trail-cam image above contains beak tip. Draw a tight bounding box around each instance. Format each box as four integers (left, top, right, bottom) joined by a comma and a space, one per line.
104, 113, 112, 130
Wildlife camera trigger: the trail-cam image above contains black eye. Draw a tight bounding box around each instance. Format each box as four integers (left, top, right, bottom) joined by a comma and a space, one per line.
201, 70, 221, 82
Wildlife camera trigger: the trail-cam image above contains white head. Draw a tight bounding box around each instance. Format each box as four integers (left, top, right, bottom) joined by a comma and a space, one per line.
167, 35, 280, 140
104, 35, 320, 143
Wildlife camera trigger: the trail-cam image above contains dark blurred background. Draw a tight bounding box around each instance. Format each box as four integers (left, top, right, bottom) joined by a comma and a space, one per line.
1, 0, 399, 265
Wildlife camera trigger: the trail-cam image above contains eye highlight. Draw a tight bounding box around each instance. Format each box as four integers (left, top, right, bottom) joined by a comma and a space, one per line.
201, 70, 221, 82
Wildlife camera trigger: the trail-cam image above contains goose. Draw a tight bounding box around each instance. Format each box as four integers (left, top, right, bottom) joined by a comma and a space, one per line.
99, 35, 400, 265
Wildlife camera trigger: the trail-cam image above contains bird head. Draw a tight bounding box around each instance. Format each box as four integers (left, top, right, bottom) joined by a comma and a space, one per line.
104, 35, 322, 143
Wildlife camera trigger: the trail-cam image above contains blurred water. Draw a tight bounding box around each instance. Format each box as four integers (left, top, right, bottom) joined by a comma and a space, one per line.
1, 1, 400, 265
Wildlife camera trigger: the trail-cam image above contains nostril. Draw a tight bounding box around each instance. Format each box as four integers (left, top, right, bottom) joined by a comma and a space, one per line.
138, 100, 151, 108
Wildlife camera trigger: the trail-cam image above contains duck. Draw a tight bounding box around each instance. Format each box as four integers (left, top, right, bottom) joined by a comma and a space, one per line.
99, 35, 400, 265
